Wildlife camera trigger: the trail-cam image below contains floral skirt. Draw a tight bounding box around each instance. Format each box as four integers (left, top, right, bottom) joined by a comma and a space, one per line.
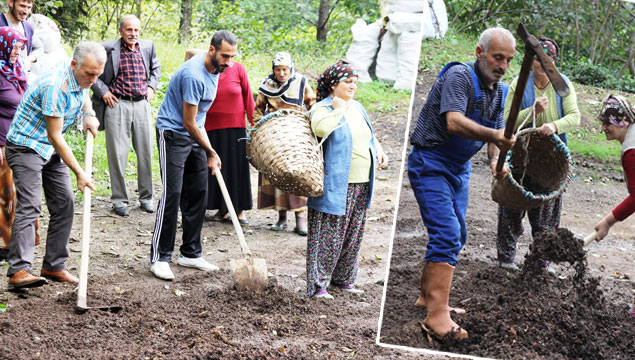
306, 182, 370, 297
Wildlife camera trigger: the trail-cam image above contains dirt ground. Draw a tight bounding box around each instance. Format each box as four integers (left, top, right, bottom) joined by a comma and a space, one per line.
0, 101, 424, 359
378, 70, 635, 359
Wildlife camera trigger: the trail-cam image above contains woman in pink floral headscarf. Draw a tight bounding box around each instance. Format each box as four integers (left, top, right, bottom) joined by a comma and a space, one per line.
592, 94, 635, 241
0, 26, 35, 257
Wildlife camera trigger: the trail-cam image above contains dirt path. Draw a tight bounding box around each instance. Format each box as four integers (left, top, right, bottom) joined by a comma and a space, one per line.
0, 104, 423, 359
378, 70, 635, 359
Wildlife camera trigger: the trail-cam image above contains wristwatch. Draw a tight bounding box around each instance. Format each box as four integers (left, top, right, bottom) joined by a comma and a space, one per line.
82, 110, 96, 118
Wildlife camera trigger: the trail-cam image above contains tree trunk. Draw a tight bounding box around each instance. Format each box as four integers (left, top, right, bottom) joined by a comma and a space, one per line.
179, 0, 193, 44
316, 0, 330, 42
573, 0, 580, 61
136, 0, 142, 19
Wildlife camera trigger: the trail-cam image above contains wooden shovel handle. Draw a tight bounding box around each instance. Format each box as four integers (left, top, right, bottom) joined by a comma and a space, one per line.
214, 168, 252, 257
583, 230, 598, 246
78, 131, 94, 305
496, 48, 535, 172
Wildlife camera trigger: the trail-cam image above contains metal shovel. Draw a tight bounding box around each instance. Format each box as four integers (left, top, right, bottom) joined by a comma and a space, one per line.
213, 167, 268, 292
76, 131, 122, 314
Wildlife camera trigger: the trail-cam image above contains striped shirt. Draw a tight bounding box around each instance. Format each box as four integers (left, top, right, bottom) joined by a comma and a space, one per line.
109, 39, 147, 97
7, 61, 87, 160
410, 61, 505, 148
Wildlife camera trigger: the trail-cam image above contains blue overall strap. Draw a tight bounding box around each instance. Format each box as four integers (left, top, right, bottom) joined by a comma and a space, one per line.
437, 62, 482, 104
501, 83, 509, 112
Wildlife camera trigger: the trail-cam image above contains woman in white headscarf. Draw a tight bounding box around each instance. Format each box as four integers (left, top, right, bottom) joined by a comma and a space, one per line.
254, 52, 316, 236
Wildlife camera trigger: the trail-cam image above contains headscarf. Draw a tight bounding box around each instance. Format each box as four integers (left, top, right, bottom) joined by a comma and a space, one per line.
316, 60, 358, 102
537, 35, 559, 62
0, 26, 28, 93
258, 51, 306, 107
598, 94, 635, 128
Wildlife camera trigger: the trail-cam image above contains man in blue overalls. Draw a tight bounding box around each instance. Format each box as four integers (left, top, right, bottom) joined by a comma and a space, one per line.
408, 27, 517, 339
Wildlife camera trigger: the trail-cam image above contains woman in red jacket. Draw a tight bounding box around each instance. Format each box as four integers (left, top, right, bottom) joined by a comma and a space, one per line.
593, 94, 635, 240
202, 60, 255, 224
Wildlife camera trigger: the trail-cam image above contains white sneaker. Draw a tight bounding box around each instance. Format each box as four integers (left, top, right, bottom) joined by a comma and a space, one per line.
151, 261, 175, 281
499, 261, 520, 272
176, 254, 219, 271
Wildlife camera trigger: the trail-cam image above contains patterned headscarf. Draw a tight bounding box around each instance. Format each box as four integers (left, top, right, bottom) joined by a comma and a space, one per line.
316, 60, 358, 102
537, 35, 559, 61
258, 51, 306, 107
271, 51, 295, 76
598, 94, 635, 128
0, 26, 28, 93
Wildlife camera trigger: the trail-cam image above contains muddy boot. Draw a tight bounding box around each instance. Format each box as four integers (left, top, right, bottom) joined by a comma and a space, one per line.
424, 262, 468, 339
416, 262, 465, 314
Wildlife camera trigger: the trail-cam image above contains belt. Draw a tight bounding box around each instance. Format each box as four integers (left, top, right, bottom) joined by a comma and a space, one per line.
115, 94, 146, 102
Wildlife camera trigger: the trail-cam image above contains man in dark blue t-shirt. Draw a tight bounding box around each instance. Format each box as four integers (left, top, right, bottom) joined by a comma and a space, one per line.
408, 27, 517, 339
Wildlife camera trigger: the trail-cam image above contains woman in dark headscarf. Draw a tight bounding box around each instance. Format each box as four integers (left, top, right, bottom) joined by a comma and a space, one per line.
495, 35, 580, 274
0, 26, 31, 258
592, 94, 635, 241
306, 60, 388, 299
254, 51, 316, 235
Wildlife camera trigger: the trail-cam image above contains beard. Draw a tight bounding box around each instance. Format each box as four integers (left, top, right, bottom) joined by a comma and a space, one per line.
211, 53, 228, 74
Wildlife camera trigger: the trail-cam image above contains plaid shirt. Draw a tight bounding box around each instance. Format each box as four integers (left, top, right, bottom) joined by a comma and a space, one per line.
7, 61, 87, 160
109, 39, 147, 97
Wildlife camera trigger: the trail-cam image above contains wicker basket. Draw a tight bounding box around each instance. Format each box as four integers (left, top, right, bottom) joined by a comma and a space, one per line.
491, 128, 572, 210
246, 109, 324, 197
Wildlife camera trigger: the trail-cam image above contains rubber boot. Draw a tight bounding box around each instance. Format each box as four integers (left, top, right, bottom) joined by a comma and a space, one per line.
424, 261, 468, 339
415, 262, 465, 314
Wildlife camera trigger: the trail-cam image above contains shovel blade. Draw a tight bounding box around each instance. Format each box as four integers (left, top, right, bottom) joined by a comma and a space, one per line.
230, 257, 268, 292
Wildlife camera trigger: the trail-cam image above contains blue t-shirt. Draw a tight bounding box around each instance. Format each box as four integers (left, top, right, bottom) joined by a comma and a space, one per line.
156, 52, 219, 135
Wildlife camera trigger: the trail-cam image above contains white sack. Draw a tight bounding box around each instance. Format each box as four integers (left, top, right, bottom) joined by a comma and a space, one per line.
385, 11, 423, 34
384, 0, 427, 13
375, 31, 399, 84
345, 19, 382, 83
394, 30, 423, 90
29, 14, 61, 53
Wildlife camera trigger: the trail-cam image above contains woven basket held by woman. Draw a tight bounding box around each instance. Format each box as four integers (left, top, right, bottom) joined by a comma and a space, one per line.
493, 35, 580, 273
254, 52, 316, 235
306, 60, 388, 299
0, 27, 39, 260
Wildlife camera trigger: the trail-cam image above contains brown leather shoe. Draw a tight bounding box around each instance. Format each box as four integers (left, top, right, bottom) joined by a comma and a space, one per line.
8, 269, 48, 289
40, 269, 79, 284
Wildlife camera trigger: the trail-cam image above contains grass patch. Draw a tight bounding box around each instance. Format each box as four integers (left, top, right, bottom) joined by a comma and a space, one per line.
568, 128, 622, 163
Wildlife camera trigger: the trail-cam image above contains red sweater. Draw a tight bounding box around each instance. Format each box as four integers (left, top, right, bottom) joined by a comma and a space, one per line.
204, 62, 255, 131
613, 149, 635, 221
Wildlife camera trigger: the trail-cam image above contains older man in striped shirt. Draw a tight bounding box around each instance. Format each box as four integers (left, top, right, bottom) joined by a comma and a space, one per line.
407, 27, 516, 339
5, 42, 105, 290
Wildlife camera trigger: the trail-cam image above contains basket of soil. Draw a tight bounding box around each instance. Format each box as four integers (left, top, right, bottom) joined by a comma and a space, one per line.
246, 109, 324, 197
491, 128, 572, 210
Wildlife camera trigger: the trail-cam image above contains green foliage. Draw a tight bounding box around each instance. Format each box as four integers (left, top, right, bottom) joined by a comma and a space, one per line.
561, 61, 610, 86
562, 61, 635, 93
568, 128, 622, 163
448, 0, 635, 93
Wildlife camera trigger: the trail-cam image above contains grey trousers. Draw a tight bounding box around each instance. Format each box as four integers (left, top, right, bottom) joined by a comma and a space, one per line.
5, 143, 74, 276
104, 99, 153, 207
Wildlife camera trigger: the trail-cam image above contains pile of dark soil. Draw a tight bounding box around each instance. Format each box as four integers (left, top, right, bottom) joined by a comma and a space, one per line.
381, 227, 634, 359
0, 270, 399, 359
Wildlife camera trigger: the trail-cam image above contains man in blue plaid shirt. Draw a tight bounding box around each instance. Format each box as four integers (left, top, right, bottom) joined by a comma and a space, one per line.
5, 41, 106, 290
